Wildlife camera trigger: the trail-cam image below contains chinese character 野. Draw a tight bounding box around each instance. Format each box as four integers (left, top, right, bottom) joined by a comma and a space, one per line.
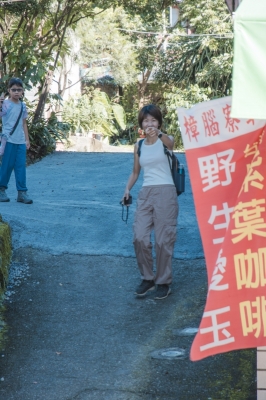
198, 149, 235, 192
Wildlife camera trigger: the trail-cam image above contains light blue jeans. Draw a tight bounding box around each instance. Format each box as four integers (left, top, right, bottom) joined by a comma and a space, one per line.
0, 142, 27, 191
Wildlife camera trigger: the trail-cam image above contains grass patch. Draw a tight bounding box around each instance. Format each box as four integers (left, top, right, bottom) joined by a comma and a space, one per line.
0, 215, 12, 299
0, 215, 11, 348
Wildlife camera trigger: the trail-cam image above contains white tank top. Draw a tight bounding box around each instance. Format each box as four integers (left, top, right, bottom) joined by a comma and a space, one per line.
139, 138, 174, 187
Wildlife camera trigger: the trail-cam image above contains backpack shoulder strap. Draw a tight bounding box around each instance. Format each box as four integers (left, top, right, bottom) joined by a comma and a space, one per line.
137, 138, 145, 157
163, 144, 169, 155
163, 144, 179, 165
9, 101, 23, 136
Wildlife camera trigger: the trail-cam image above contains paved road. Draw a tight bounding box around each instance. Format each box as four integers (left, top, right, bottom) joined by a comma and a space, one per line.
0, 151, 202, 258
0, 151, 256, 399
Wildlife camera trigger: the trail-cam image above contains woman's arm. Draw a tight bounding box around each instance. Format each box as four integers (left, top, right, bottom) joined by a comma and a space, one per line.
158, 132, 174, 150
23, 119, 30, 149
146, 127, 174, 150
122, 142, 141, 202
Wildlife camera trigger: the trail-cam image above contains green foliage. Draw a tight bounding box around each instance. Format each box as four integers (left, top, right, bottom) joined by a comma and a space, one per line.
0, 0, 235, 153
62, 88, 126, 137
112, 104, 126, 131
26, 101, 70, 162
146, 0, 234, 149
76, 8, 138, 86
210, 349, 256, 399
181, 0, 232, 34
112, 0, 173, 24
119, 12, 164, 76
155, 35, 233, 98
155, 0, 233, 99
120, 84, 140, 142
0, 216, 11, 298
0, 214, 11, 351
163, 85, 210, 148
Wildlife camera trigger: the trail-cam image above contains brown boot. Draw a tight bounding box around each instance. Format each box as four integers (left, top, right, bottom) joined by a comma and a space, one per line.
0, 188, 10, 202
17, 191, 33, 204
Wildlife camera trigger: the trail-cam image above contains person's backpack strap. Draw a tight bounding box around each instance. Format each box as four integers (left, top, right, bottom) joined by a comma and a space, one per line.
164, 145, 179, 169
164, 145, 184, 196
137, 138, 145, 157
9, 101, 23, 136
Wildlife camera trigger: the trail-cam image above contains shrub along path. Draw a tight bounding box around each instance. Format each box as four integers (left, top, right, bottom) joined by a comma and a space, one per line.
0, 151, 256, 399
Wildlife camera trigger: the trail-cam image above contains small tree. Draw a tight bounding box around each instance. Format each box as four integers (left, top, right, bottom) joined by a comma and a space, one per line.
154, 0, 233, 98
150, 0, 234, 147
76, 7, 138, 88
62, 88, 126, 137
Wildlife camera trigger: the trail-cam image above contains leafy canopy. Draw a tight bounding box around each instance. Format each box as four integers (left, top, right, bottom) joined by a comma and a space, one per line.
155, 0, 233, 98
75, 7, 138, 86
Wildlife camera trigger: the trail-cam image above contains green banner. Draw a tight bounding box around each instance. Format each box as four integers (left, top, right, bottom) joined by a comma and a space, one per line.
231, 0, 266, 119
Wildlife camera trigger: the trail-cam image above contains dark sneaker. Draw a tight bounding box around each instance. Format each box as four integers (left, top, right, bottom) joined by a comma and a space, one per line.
135, 280, 155, 297
0, 189, 10, 202
154, 284, 171, 300
17, 191, 33, 204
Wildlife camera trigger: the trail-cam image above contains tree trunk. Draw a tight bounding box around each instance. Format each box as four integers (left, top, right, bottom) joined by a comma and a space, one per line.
137, 35, 167, 109
33, 70, 54, 122
33, 10, 70, 122
138, 69, 152, 109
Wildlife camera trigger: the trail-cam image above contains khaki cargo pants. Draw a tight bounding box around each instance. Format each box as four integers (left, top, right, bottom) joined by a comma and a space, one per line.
133, 185, 178, 285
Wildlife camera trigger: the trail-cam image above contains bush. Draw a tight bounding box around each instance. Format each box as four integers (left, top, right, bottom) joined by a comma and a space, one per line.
62, 88, 126, 138
27, 109, 70, 163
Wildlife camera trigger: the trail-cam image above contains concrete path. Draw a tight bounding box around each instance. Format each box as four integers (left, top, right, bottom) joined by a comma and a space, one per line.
0, 151, 256, 399
0, 151, 202, 258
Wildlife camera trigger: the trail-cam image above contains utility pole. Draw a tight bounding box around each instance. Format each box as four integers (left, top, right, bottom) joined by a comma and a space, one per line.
224, 0, 242, 14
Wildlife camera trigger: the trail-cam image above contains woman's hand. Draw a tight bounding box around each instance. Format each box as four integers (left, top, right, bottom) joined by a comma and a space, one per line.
121, 142, 141, 205
26, 140, 30, 150
121, 189, 130, 205
145, 127, 161, 137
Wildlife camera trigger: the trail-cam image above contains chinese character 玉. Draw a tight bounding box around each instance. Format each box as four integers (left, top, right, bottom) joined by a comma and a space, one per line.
200, 306, 235, 351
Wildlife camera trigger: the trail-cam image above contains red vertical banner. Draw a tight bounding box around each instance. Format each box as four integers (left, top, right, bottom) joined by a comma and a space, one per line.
178, 96, 266, 361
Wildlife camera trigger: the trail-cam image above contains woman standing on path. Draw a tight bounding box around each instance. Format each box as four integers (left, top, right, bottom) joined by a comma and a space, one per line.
122, 104, 178, 300
0, 77, 32, 204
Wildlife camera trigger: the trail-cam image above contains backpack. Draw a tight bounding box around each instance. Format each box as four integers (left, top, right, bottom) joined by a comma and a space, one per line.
137, 139, 185, 196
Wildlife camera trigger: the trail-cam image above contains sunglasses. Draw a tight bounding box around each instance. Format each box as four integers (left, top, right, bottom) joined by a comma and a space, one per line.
10, 88, 23, 92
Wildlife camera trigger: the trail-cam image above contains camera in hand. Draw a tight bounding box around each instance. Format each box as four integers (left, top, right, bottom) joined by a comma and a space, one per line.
124, 195, 132, 205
